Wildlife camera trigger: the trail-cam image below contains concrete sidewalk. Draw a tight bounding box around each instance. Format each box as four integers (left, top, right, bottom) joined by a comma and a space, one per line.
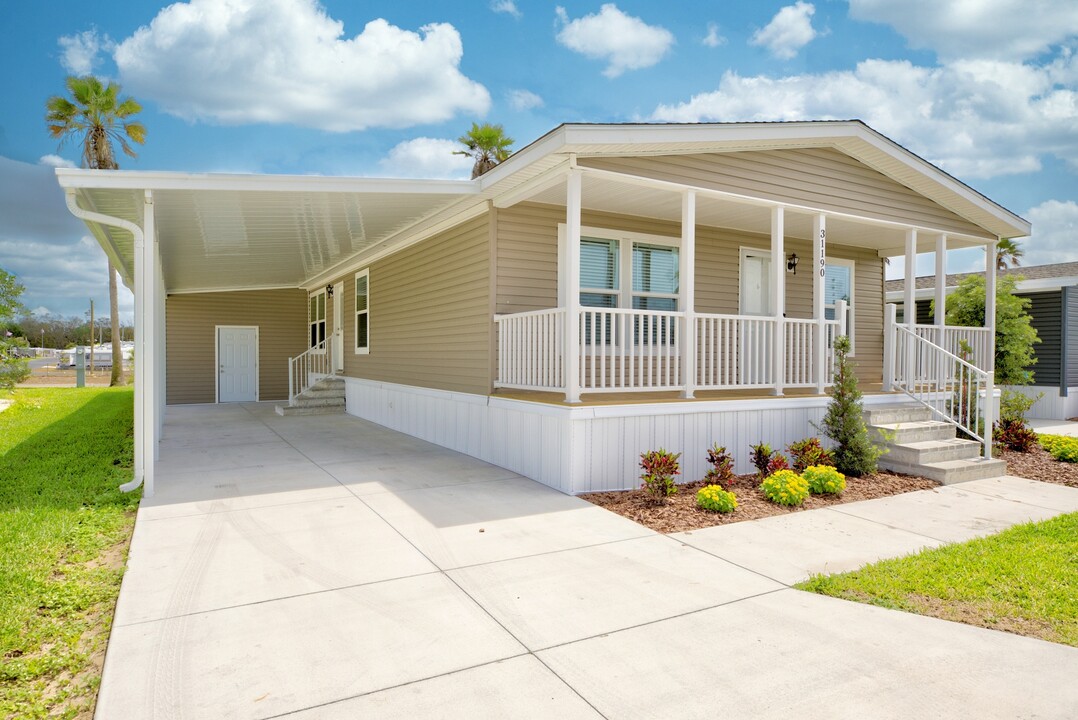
95, 403, 1078, 719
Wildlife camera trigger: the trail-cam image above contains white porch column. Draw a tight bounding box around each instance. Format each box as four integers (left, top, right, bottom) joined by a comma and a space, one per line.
771, 206, 785, 395
679, 190, 697, 399
564, 168, 582, 403
986, 239, 997, 369
904, 229, 917, 328
154, 246, 166, 454
137, 190, 156, 497
813, 213, 827, 393
934, 234, 947, 327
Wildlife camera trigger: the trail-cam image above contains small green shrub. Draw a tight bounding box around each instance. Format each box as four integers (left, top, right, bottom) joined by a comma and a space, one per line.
696, 485, 738, 513
1040, 434, 1078, 463
788, 437, 835, 473
703, 444, 736, 489
761, 469, 809, 506
640, 448, 681, 501
749, 442, 773, 477
1000, 388, 1039, 423
803, 465, 846, 495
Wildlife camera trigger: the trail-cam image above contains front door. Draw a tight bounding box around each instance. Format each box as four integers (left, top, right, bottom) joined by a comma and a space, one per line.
740, 251, 772, 316
218, 326, 258, 402
739, 251, 772, 384
332, 282, 344, 372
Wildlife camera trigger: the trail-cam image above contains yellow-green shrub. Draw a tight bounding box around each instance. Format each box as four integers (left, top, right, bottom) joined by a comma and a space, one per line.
803, 465, 846, 495
1039, 434, 1078, 463
761, 469, 809, 506
696, 485, 737, 513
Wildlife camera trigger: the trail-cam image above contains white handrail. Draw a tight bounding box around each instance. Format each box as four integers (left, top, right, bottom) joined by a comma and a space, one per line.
892, 324, 993, 459
288, 336, 333, 406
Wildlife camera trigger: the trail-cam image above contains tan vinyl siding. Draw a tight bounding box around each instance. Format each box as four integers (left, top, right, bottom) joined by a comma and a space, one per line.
338, 215, 492, 395
495, 202, 885, 384
166, 289, 308, 404
579, 149, 991, 239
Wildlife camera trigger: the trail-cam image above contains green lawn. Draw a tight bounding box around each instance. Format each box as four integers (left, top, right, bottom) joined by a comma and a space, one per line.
798, 512, 1078, 646
0, 387, 138, 719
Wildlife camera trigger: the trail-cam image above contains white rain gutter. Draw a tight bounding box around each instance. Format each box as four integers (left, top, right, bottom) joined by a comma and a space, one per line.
64, 189, 146, 494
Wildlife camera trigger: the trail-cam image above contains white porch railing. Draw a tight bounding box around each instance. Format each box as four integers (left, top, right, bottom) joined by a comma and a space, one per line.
287, 336, 333, 406
913, 324, 992, 372
892, 323, 993, 458
494, 308, 565, 391
495, 306, 844, 395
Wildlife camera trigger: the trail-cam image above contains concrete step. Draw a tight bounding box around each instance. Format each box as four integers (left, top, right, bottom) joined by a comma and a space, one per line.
300, 386, 345, 400
884, 437, 984, 465
290, 396, 345, 408
315, 377, 345, 389
871, 420, 956, 444
275, 403, 346, 417
879, 456, 1008, 485
864, 403, 933, 426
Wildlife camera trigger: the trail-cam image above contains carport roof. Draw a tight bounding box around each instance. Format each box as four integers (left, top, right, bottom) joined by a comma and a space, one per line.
56, 121, 1031, 295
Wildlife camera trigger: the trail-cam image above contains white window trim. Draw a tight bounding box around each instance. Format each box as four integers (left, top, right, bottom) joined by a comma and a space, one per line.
309, 289, 326, 353
354, 268, 370, 355
826, 257, 856, 355
558, 224, 680, 310
738, 247, 772, 317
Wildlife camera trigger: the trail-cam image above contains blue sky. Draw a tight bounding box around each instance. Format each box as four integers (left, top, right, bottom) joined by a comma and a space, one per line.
1, 0, 1076, 320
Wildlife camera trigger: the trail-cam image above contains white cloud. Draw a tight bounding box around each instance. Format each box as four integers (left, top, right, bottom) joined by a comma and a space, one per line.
378, 138, 473, 179
490, 1, 521, 19
507, 89, 544, 111
555, 4, 674, 78
703, 22, 726, 48
38, 154, 76, 169
750, 2, 817, 60
849, 0, 1078, 61
0, 157, 133, 321
112, 0, 490, 132
1024, 200, 1078, 265
651, 54, 1078, 180
58, 29, 114, 75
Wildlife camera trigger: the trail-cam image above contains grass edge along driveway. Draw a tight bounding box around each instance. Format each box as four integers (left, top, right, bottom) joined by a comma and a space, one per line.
798, 511, 1078, 647
0, 387, 138, 720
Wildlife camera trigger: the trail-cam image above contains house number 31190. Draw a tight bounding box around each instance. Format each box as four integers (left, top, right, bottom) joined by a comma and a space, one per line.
818, 228, 826, 277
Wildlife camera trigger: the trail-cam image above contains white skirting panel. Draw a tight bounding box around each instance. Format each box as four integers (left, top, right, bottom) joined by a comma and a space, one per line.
1008, 385, 1078, 421
342, 376, 904, 495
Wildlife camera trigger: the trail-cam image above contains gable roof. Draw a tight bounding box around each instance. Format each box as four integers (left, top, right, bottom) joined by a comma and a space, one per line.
57, 120, 1031, 295
884, 262, 1078, 295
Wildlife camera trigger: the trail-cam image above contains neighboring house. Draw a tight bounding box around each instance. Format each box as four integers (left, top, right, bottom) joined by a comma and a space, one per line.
885, 262, 1078, 420
56, 121, 1030, 497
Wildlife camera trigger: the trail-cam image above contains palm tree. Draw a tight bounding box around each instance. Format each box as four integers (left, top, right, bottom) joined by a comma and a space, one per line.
47, 75, 147, 386
454, 122, 514, 179
996, 237, 1024, 270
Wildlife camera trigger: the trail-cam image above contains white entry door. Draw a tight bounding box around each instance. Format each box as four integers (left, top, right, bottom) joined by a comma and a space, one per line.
332, 282, 344, 372
739, 252, 772, 385
740, 252, 772, 316
218, 326, 258, 402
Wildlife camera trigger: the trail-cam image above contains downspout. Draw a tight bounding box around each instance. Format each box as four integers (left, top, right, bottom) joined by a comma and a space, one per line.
64, 189, 146, 494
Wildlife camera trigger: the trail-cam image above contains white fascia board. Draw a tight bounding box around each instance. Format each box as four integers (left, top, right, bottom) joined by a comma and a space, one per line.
56, 168, 477, 196
885, 275, 1078, 302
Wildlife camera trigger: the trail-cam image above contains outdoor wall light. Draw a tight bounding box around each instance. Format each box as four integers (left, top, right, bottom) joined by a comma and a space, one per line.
787, 253, 799, 274
325, 284, 334, 297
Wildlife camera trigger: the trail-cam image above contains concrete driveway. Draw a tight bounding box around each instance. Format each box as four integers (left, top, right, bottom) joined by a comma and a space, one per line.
96, 403, 1078, 719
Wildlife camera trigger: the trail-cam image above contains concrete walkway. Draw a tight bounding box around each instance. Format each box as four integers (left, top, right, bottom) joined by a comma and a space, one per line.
96, 403, 1078, 719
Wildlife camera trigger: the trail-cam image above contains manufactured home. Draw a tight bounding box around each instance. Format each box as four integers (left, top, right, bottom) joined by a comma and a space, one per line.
57, 121, 1030, 497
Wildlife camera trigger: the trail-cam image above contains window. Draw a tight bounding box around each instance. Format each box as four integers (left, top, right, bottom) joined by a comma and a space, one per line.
824, 259, 855, 351
308, 290, 326, 349
632, 243, 679, 311
355, 269, 369, 354
580, 238, 619, 308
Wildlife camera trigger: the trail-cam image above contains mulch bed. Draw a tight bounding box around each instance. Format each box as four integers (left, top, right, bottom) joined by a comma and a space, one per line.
580, 472, 937, 534
1001, 446, 1078, 488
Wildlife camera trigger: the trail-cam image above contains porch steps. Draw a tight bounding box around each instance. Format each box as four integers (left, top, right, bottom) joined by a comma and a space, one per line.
866, 403, 1007, 485
275, 378, 346, 416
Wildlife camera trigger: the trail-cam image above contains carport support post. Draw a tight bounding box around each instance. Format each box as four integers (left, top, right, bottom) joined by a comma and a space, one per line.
134, 190, 156, 498
770, 206, 785, 396
813, 213, 826, 393
935, 234, 947, 328
679, 190, 696, 399
904, 229, 917, 389
564, 168, 582, 404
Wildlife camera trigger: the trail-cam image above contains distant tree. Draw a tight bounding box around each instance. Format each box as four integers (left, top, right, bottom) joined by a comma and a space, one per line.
46, 75, 146, 386
454, 122, 514, 179
0, 268, 30, 391
942, 274, 1040, 385
996, 237, 1024, 270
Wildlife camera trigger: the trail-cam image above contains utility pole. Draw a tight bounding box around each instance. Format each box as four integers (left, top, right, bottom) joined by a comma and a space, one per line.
89, 298, 95, 373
